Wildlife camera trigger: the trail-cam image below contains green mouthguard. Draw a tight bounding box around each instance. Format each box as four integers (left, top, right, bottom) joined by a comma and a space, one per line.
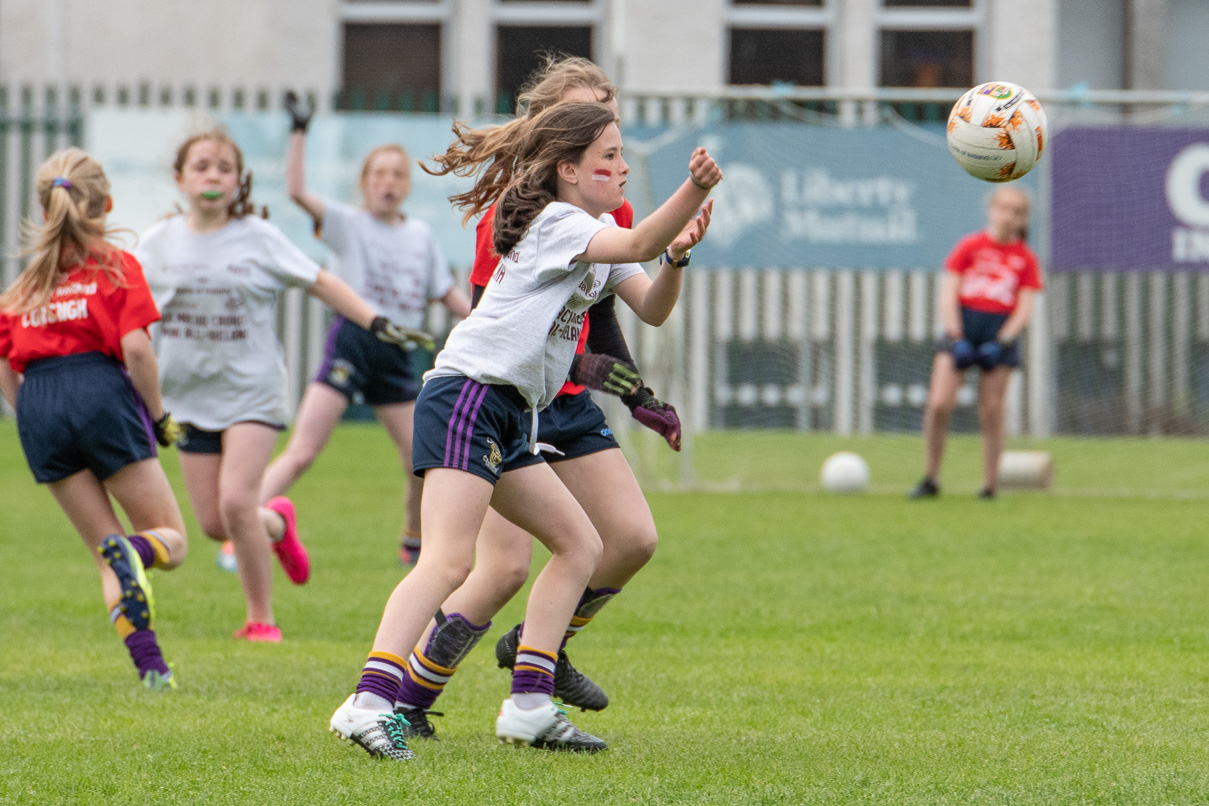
201, 190, 223, 200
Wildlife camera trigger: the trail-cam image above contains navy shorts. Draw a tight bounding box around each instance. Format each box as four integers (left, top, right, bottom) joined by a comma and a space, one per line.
411, 375, 530, 485
315, 317, 420, 406
936, 307, 1021, 368
507, 390, 619, 471
177, 421, 286, 454
17, 352, 157, 483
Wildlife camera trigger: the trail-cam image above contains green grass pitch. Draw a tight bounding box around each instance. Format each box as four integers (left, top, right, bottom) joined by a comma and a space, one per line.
3, 418, 1209, 804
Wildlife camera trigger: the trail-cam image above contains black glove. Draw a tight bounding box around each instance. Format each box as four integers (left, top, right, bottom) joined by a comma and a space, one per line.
370, 316, 435, 352
284, 90, 313, 133
153, 412, 180, 448
570, 353, 641, 397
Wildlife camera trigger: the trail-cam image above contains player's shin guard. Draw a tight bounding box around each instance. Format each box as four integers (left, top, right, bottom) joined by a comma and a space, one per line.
395, 610, 490, 710
563, 586, 620, 647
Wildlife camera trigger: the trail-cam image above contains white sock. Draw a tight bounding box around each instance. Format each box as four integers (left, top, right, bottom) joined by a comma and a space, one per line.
511, 692, 551, 711
353, 692, 394, 712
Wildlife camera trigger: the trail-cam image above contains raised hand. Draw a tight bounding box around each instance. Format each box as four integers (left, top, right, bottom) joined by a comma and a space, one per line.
284, 90, 314, 133
688, 147, 723, 190
667, 199, 714, 258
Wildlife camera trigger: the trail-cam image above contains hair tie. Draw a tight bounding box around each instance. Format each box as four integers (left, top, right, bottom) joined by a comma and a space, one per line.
51, 177, 71, 189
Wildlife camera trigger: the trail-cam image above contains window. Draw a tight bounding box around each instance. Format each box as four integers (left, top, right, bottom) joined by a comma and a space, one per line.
729, 28, 825, 85
883, 0, 971, 6
496, 25, 593, 112
879, 28, 972, 87
342, 24, 441, 108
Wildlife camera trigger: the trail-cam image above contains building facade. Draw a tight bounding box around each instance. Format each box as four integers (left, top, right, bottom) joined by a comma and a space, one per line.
2, 1, 1208, 113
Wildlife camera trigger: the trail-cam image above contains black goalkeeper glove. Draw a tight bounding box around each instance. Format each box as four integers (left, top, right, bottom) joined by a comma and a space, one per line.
621, 384, 682, 452
570, 353, 641, 397
153, 412, 180, 448
370, 316, 435, 352
284, 90, 313, 133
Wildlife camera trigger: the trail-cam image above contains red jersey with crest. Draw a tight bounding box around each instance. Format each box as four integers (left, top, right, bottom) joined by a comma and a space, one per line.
469, 199, 635, 397
0, 250, 160, 373
944, 231, 1043, 316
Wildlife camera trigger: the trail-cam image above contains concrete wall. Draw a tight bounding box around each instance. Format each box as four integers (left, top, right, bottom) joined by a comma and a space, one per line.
1057, 0, 1125, 89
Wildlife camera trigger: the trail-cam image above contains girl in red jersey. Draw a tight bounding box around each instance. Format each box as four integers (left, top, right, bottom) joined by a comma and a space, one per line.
910, 186, 1043, 500
0, 148, 188, 690
381, 56, 712, 740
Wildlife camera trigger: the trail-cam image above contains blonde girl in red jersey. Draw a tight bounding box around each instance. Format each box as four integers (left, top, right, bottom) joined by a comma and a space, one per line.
910, 186, 1043, 500
0, 148, 188, 689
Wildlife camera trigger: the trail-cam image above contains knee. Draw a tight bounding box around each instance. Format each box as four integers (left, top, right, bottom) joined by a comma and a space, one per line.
494, 557, 531, 600
219, 490, 260, 534
610, 521, 658, 570
196, 513, 227, 542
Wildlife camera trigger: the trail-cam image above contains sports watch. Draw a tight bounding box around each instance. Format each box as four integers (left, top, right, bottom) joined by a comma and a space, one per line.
661, 249, 691, 268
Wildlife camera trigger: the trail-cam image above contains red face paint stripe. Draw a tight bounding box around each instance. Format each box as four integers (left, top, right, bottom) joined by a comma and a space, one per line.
591, 169, 611, 180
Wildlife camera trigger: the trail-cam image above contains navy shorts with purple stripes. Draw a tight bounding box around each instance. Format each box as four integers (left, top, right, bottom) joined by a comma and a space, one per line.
411, 375, 530, 484
315, 317, 420, 406
17, 352, 157, 483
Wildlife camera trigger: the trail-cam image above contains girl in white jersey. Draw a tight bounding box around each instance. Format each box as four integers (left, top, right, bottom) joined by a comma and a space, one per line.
138, 129, 424, 643
329, 101, 721, 759
259, 95, 471, 566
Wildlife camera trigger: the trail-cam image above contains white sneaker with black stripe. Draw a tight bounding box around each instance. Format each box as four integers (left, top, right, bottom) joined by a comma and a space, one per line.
329, 694, 416, 761
495, 698, 607, 752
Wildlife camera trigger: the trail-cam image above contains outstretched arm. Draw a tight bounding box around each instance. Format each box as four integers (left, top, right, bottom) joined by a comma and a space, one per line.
578, 148, 721, 266
309, 270, 434, 350
284, 91, 325, 224
610, 199, 713, 326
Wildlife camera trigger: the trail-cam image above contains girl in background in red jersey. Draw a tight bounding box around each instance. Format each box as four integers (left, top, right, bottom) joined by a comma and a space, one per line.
0, 149, 188, 690
910, 186, 1044, 500
382, 56, 712, 741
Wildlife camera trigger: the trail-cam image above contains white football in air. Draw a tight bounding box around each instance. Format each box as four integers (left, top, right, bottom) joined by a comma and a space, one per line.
947, 81, 1047, 182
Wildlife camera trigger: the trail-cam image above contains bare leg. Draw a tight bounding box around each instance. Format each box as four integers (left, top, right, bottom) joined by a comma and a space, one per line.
376, 401, 422, 537
103, 458, 189, 568
922, 352, 967, 481
978, 368, 1013, 492
48, 469, 141, 608
260, 383, 348, 502
551, 448, 657, 590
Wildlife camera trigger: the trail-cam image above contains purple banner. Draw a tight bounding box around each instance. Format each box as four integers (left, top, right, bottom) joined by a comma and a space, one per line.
1051, 128, 1209, 272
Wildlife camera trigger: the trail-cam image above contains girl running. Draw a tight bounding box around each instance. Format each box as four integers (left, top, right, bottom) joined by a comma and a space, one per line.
328, 100, 720, 759
909, 185, 1043, 500
386, 56, 709, 740
258, 94, 471, 567
137, 129, 423, 643
0, 148, 187, 690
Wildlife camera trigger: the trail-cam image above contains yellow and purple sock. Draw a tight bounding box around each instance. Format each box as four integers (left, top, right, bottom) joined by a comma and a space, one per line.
127, 531, 172, 569
511, 645, 557, 697
356, 651, 407, 706
562, 586, 620, 649
125, 630, 170, 679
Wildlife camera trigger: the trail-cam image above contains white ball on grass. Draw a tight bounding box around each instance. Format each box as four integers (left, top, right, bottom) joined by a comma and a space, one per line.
820, 451, 869, 494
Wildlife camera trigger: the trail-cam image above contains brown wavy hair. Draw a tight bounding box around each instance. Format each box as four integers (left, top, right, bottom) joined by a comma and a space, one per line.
492, 101, 616, 257
424, 54, 615, 225
0, 148, 124, 315
173, 129, 267, 219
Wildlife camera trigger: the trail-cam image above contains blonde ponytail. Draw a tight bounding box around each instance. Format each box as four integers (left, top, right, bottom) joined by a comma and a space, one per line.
0, 148, 122, 315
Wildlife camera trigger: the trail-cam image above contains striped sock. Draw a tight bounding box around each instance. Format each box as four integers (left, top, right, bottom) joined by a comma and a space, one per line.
401, 529, 422, 553
511, 645, 557, 697
125, 629, 170, 679
127, 531, 171, 569
355, 651, 407, 709
562, 586, 620, 648
395, 651, 456, 711
108, 600, 135, 639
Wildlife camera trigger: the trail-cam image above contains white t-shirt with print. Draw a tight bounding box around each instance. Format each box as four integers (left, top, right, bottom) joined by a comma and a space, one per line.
427, 202, 645, 411
321, 200, 453, 330
136, 215, 321, 431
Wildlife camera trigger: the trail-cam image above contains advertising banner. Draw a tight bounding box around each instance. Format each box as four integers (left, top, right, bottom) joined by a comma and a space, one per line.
1051, 127, 1209, 272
